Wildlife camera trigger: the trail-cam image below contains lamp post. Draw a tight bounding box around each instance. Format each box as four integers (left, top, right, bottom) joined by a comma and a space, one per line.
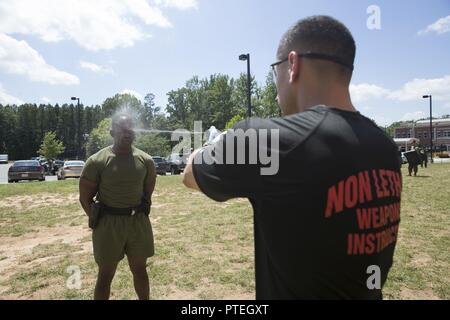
239, 53, 252, 118
422, 95, 433, 163
71, 97, 81, 160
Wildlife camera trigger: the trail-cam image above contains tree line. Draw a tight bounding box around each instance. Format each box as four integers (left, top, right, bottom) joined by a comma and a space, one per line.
0, 72, 279, 160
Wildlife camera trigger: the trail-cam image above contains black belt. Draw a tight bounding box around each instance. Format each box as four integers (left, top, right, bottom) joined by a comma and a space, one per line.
102, 204, 142, 216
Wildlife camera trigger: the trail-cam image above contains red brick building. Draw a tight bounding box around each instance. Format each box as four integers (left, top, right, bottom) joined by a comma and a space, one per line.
394, 118, 450, 151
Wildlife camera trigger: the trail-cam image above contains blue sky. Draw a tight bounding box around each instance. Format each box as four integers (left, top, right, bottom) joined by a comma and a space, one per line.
0, 0, 449, 126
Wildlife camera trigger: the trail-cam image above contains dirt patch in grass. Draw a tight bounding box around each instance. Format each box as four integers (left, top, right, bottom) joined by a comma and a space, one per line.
411, 253, 433, 268
400, 287, 440, 300
0, 224, 90, 285
0, 193, 79, 210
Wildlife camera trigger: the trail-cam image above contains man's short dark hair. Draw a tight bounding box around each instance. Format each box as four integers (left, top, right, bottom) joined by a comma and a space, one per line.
278, 15, 356, 75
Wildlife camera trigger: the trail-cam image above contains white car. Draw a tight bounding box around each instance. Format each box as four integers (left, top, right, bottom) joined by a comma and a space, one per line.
0, 154, 8, 164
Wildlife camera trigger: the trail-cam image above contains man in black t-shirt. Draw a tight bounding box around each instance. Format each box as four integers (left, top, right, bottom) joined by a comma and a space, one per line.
183, 16, 401, 299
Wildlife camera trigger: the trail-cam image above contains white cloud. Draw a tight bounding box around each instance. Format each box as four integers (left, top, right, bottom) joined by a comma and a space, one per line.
418, 15, 450, 35
351, 75, 450, 105
154, 0, 198, 10
80, 61, 114, 75
41, 96, 51, 103
0, 0, 197, 51
127, 0, 172, 26
350, 83, 390, 103
401, 111, 426, 122
388, 75, 450, 102
351, 76, 450, 124
0, 33, 79, 85
0, 84, 24, 105
358, 105, 372, 112
370, 115, 393, 127
121, 89, 143, 101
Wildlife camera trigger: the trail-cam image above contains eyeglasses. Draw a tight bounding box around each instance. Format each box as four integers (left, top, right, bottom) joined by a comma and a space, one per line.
270, 52, 354, 77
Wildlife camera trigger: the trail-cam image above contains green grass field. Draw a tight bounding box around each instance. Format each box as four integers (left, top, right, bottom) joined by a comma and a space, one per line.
0, 164, 448, 300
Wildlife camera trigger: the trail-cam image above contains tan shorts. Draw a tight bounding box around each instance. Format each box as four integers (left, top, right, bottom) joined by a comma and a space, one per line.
92, 212, 154, 266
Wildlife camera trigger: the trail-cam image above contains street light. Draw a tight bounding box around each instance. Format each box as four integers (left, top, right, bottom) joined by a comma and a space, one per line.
239, 53, 252, 118
422, 94, 433, 163
71, 96, 81, 160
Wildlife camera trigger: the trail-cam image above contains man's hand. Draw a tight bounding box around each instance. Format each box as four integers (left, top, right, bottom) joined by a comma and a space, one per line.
79, 177, 98, 216
182, 149, 201, 191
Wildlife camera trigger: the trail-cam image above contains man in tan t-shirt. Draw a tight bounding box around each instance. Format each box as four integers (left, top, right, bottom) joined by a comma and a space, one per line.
79, 113, 156, 300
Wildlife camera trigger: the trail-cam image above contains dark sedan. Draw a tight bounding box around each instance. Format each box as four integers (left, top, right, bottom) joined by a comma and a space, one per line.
8, 160, 45, 183
152, 156, 168, 175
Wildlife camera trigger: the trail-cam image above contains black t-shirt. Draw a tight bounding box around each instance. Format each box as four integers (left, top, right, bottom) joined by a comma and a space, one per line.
192, 105, 402, 299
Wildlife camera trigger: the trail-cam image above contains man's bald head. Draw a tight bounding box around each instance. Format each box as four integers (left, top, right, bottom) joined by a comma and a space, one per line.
110, 113, 136, 149
111, 113, 135, 131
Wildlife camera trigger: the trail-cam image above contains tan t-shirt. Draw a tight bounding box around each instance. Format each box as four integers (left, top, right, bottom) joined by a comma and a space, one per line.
81, 146, 155, 208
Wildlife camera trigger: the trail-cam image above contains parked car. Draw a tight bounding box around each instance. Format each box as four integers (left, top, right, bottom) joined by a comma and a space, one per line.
166, 153, 189, 175
45, 159, 65, 175
152, 156, 168, 175
35, 158, 47, 171
53, 160, 65, 172
57, 160, 85, 180
0, 154, 8, 164
37, 159, 55, 175
33, 158, 54, 174
8, 160, 45, 183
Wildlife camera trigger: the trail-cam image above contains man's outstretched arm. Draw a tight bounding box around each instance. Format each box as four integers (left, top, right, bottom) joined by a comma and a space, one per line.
182, 149, 201, 191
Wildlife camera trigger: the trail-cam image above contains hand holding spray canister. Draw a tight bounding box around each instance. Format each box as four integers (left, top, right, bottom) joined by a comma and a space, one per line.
204, 126, 226, 147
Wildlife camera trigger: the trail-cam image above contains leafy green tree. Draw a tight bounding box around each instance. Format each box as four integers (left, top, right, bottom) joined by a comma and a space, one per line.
225, 114, 244, 129
256, 71, 280, 118
16, 104, 39, 159
0, 105, 19, 159
38, 131, 65, 159
204, 74, 235, 130
166, 87, 191, 130
135, 133, 171, 157
231, 73, 259, 118
102, 93, 143, 119
152, 114, 171, 131
166, 74, 237, 131
86, 118, 113, 157
141, 93, 161, 128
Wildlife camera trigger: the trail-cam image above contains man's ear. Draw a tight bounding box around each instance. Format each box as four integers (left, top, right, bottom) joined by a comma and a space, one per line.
288, 51, 300, 83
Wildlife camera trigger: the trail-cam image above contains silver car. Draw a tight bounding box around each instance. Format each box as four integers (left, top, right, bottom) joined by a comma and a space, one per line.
57, 160, 85, 180
0, 154, 8, 164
